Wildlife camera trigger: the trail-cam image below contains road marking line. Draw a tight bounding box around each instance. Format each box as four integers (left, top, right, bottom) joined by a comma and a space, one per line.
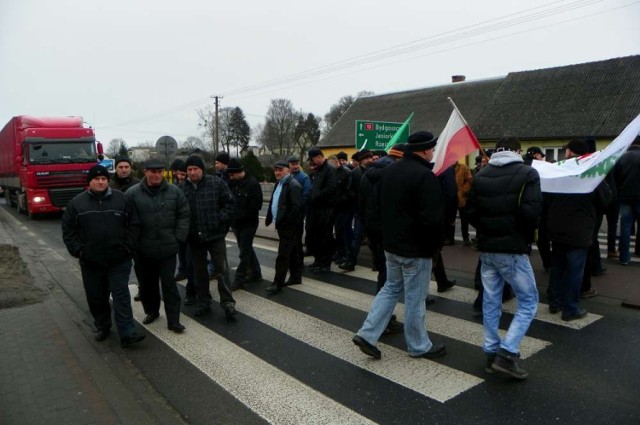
129, 288, 377, 425
207, 289, 483, 403
255, 265, 550, 359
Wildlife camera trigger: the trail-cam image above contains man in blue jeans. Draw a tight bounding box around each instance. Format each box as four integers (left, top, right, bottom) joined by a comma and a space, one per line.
466, 137, 542, 379
352, 131, 446, 360
614, 137, 640, 265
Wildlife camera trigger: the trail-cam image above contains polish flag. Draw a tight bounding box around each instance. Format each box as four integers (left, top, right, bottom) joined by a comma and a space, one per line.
432, 101, 481, 176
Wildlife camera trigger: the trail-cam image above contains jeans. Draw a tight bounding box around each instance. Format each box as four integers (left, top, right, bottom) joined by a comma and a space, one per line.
357, 253, 434, 356
233, 224, 261, 283
480, 253, 538, 355
80, 259, 138, 338
548, 242, 588, 318
619, 201, 640, 264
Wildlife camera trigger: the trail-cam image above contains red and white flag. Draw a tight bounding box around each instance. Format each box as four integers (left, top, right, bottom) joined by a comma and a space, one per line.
432, 99, 481, 176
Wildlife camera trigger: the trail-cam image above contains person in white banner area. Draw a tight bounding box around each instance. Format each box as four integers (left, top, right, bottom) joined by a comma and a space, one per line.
465, 137, 541, 379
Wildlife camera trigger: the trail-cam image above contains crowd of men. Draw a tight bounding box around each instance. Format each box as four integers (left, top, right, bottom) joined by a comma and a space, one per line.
61, 134, 640, 379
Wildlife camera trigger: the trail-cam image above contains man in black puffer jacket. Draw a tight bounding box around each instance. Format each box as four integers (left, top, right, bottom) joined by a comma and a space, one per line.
126, 158, 190, 333
62, 165, 145, 347
466, 137, 541, 380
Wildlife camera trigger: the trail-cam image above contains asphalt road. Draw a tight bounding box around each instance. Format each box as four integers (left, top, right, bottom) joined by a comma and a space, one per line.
2, 200, 639, 425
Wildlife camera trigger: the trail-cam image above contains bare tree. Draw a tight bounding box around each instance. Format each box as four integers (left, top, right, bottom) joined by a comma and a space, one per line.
259, 98, 298, 157
323, 91, 374, 135
107, 138, 126, 157
196, 105, 216, 152
181, 136, 205, 151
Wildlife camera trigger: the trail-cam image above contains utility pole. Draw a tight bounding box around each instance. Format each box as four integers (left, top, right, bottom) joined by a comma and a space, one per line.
212, 95, 222, 156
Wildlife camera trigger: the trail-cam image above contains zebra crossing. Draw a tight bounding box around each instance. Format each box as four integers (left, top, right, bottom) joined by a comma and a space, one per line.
130, 238, 606, 424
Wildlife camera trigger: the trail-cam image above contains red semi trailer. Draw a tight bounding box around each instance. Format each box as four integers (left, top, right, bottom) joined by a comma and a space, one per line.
0, 116, 102, 217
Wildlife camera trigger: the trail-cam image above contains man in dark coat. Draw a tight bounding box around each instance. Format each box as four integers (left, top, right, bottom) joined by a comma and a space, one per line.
466, 137, 542, 379
126, 158, 190, 333
109, 156, 140, 192
353, 131, 446, 360
182, 155, 237, 319
227, 158, 263, 290
328, 154, 353, 268
614, 137, 640, 265
62, 165, 145, 347
306, 147, 337, 273
265, 161, 303, 294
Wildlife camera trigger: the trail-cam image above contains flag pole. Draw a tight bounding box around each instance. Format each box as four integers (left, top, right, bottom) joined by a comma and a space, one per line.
447, 97, 488, 159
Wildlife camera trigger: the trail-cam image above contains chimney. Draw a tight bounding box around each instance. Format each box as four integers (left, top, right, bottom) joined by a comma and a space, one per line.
452, 75, 466, 83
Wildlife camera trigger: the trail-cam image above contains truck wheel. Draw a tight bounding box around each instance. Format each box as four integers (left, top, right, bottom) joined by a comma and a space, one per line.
17, 193, 27, 215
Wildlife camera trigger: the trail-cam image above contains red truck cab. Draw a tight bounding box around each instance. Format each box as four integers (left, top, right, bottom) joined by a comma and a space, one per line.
0, 116, 100, 217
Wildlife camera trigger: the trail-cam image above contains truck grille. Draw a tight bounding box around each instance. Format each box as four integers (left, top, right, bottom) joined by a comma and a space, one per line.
36, 171, 88, 188
49, 188, 85, 208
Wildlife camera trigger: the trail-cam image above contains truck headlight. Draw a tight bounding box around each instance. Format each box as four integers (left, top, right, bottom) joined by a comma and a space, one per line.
33, 196, 46, 203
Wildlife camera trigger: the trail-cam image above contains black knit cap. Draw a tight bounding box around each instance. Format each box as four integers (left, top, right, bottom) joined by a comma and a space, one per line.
336, 151, 348, 161
226, 158, 244, 173
526, 147, 545, 157
215, 152, 230, 165
185, 155, 205, 171
406, 131, 437, 152
565, 139, 588, 156
307, 147, 323, 159
358, 149, 373, 160
87, 165, 110, 182
114, 156, 132, 166
170, 158, 185, 171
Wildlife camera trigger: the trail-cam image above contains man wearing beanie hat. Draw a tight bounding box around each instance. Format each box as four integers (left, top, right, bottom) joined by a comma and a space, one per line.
543, 139, 611, 324
353, 130, 446, 360
109, 156, 140, 192
182, 155, 238, 318
215, 152, 231, 184
170, 159, 187, 185
126, 158, 190, 333
62, 165, 145, 347
227, 158, 264, 290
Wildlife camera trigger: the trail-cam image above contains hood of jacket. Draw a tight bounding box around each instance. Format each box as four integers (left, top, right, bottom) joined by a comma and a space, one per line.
488, 150, 524, 167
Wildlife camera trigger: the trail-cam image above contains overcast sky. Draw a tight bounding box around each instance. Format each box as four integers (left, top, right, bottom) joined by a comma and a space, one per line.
1, 0, 638, 148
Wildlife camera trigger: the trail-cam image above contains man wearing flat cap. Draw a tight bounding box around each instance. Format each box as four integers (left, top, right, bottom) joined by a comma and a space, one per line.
126, 158, 190, 333
110, 156, 140, 192
62, 165, 145, 347
265, 161, 304, 294
306, 147, 337, 273
227, 158, 263, 290
353, 131, 446, 360
523, 147, 545, 166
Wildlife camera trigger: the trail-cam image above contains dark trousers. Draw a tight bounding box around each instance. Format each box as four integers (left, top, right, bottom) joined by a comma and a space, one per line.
348, 213, 364, 265
606, 200, 620, 253
367, 230, 387, 292
307, 208, 335, 267
334, 211, 353, 261
233, 224, 262, 283
432, 250, 449, 289
80, 259, 137, 338
184, 249, 196, 298
177, 242, 188, 275
274, 225, 303, 286
537, 223, 552, 270
189, 238, 235, 309
137, 255, 182, 325
458, 207, 470, 241
444, 200, 457, 241
548, 242, 588, 317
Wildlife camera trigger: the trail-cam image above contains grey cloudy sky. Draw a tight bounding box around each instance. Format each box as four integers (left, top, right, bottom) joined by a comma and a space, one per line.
1, 0, 638, 148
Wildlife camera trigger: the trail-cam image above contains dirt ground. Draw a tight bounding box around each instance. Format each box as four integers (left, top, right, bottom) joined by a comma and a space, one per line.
0, 244, 46, 309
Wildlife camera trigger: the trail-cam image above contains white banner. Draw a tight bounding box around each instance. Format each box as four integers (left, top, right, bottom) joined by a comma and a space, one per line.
532, 114, 640, 193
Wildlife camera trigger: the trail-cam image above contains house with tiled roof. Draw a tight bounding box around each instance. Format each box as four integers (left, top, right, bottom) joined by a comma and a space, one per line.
318, 55, 640, 163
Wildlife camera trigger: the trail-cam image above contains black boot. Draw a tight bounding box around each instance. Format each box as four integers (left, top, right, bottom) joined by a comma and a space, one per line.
491, 348, 528, 379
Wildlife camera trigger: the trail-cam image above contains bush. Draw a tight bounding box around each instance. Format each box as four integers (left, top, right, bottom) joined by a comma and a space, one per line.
240, 151, 266, 182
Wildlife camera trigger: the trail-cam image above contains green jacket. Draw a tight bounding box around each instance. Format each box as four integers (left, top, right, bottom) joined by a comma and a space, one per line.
126, 178, 190, 258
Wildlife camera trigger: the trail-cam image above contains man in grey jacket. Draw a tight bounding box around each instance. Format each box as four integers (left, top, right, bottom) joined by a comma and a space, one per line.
126, 158, 190, 332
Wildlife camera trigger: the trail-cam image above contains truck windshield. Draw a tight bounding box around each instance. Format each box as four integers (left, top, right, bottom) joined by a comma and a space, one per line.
27, 141, 97, 164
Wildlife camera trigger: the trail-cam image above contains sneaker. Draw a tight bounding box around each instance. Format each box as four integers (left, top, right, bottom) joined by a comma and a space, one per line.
562, 308, 588, 321
411, 342, 447, 359
352, 335, 381, 359
491, 349, 528, 379
484, 352, 496, 373
580, 288, 598, 299
383, 318, 403, 334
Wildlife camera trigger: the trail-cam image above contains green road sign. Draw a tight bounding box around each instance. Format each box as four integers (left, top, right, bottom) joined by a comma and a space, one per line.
355, 120, 407, 150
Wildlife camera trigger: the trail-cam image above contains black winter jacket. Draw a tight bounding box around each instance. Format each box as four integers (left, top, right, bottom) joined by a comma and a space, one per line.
614, 147, 640, 202
543, 180, 611, 248
334, 165, 353, 212
310, 159, 337, 210
109, 174, 140, 192
466, 151, 542, 254
125, 179, 190, 258
62, 188, 138, 267
265, 175, 302, 230
381, 152, 444, 258
358, 156, 396, 233
182, 174, 236, 243
229, 174, 263, 227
